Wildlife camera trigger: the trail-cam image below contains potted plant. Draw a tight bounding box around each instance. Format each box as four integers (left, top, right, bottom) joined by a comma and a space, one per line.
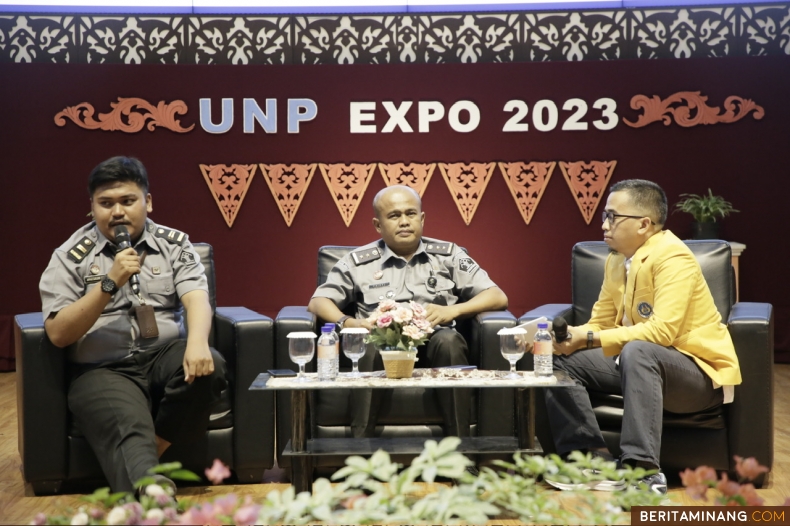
674, 188, 738, 240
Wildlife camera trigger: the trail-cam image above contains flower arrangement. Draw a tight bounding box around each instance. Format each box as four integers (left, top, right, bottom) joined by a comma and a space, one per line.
365, 299, 433, 351
29, 439, 783, 525
680, 455, 782, 506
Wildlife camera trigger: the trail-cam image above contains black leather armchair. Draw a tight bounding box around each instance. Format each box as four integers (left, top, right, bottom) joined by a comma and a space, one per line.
519, 240, 774, 480
274, 245, 516, 469
15, 243, 276, 495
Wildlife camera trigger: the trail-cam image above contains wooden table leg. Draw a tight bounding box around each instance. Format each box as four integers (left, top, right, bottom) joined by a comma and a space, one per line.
290, 389, 312, 493
515, 387, 535, 450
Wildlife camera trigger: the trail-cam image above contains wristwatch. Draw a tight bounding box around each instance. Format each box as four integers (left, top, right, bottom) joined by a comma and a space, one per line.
587, 331, 594, 349
101, 276, 118, 295
336, 315, 352, 331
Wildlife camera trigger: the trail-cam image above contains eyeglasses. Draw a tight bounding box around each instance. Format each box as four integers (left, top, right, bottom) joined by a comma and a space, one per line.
601, 211, 655, 225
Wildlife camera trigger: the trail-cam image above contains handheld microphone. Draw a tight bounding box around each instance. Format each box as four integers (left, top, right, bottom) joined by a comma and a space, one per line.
553, 317, 569, 343
113, 225, 141, 296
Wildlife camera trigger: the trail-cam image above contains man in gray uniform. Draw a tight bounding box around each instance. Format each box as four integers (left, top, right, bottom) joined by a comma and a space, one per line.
40, 156, 226, 494
308, 185, 508, 438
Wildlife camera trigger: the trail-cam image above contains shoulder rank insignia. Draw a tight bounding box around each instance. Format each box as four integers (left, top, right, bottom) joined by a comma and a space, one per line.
154, 227, 186, 246
425, 241, 454, 256
67, 236, 96, 263
351, 247, 381, 266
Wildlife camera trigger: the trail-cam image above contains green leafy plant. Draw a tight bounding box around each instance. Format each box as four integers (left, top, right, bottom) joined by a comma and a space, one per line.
674, 188, 739, 223
31, 438, 676, 525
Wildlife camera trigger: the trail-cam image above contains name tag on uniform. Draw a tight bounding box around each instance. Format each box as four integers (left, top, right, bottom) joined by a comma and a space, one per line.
84, 275, 104, 284
369, 282, 390, 289
131, 305, 159, 339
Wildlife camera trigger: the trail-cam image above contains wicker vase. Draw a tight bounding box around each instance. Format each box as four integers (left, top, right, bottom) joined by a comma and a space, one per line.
379, 346, 418, 379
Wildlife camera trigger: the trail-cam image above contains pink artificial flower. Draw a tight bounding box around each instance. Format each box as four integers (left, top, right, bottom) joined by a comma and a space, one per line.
402, 324, 423, 340
737, 483, 764, 506
205, 459, 231, 485
715, 473, 740, 498
377, 314, 393, 328
680, 466, 717, 500
734, 456, 769, 481
393, 307, 413, 324
409, 301, 427, 318
233, 504, 262, 526
379, 300, 398, 312
213, 494, 239, 515
31, 513, 47, 525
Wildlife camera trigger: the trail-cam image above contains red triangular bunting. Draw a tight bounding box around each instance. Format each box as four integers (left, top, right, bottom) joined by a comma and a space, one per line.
559, 161, 617, 225
199, 164, 257, 228
498, 161, 556, 225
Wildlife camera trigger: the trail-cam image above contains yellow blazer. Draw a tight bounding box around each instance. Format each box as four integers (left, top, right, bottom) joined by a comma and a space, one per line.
579, 230, 742, 386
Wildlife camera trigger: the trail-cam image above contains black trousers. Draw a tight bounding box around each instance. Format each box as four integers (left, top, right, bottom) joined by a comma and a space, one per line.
67, 340, 227, 492
350, 328, 472, 438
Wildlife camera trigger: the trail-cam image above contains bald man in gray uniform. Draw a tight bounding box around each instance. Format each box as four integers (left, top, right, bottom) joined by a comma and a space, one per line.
40, 156, 226, 494
308, 185, 508, 438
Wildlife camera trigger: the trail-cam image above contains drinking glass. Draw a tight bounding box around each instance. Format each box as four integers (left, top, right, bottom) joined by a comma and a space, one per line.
287, 332, 317, 381
340, 327, 368, 377
497, 327, 527, 378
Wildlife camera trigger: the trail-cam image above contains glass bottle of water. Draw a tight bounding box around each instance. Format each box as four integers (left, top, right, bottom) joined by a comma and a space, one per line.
533, 322, 553, 377
326, 323, 340, 378
317, 325, 338, 380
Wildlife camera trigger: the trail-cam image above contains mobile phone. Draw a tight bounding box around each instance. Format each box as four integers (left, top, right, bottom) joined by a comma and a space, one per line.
268, 369, 297, 378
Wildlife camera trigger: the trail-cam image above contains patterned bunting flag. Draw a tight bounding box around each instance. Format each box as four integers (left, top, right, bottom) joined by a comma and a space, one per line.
498, 161, 556, 225
319, 163, 377, 227
199, 164, 257, 228
438, 162, 496, 226
559, 161, 617, 225
259, 164, 317, 227
378, 162, 436, 197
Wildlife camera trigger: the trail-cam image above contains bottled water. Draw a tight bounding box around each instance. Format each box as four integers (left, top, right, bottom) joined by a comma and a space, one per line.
533, 322, 553, 377
317, 325, 338, 380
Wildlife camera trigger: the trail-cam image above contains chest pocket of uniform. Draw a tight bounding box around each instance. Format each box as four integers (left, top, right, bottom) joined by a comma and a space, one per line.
143, 274, 177, 308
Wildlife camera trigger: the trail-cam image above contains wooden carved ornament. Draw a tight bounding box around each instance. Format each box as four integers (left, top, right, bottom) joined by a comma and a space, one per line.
259, 164, 317, 227
559, 161, 617, 225
199, 164, 257, 228
54, 98, 194, 133
438, 162, 496, 226
498, 161, 556, 225
319, 163, 377, 227
377, 163, 436, 197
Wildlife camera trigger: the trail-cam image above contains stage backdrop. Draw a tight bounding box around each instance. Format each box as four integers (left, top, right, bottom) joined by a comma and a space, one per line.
1, 56, 789, 369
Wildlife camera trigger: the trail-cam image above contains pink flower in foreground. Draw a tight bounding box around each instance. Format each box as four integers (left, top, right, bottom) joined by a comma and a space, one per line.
680, 465, 717, 500
716, 473, 740, 498
393, 307, 413, 324
734, 456, 769, 481
213, 494, 239, 515
234, 504, 262, 526
205, 459, 231, 485
377, 314, 393, 328
737, 483, 764, 506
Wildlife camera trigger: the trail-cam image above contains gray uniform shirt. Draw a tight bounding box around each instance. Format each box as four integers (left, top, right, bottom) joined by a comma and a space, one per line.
40, 220, 208, 364
312, 237, 498, 320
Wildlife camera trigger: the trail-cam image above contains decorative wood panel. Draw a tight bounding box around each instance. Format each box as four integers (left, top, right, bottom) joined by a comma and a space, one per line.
259, 163, 317, 227
319, 163, 377, 227
378, 162, 436, 197
498, 161, 556, 225
559, 160, 617, 225
2, 5, 788, 64
438, 162, 496, 226
199, 164, 257, 228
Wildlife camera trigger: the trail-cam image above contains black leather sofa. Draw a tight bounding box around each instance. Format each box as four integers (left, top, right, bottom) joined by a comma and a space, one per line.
15, 243, 276, 494
274, 245, 517, 470
519, 240, 773, 481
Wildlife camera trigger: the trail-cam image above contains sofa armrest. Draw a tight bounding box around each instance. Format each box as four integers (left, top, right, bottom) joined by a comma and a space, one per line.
518, 304, 574, 325
214, 307, 275, 481
726, 302, 774, 474
14, 313, 68, 485
467, 310, 516, 439
274, 306, 317, 464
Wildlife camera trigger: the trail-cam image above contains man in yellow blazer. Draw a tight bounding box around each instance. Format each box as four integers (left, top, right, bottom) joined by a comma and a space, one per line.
545, 179, 741, 495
